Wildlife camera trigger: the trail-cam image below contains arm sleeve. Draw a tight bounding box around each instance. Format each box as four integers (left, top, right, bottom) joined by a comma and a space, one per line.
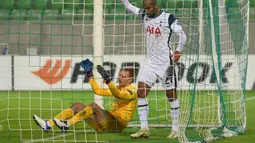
169, 14, 187, 52
89, 78, 112, 96
107, 81, 137, 100
121, 0, 140, 15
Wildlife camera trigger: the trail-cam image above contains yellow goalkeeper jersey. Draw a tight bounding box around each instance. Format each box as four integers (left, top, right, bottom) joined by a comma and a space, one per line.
89, 78, 137, 125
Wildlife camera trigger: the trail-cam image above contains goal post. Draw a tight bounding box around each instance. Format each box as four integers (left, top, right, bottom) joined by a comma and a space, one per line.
93, 0, 104, 108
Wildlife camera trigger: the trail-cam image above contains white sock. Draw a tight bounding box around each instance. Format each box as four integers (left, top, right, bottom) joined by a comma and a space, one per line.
138, 98, 149, 129
170, 99, 180, 132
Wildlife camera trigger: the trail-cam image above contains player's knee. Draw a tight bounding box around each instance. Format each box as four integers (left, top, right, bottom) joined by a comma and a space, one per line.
137, 88, 147, 98
88, 103, 99, 110
166, 89, 177, 102
137, 82, 150, 98
70, 102, 85, 114
168, 97, 175, 102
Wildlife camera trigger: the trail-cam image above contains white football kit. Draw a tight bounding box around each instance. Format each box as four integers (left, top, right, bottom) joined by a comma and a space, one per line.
122, 2, 187, 89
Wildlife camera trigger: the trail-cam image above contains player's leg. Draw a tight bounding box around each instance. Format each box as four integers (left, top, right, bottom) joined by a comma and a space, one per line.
137, 81, 151, 129
130, 82, 151, 138
53, 102, 122, 132
53, 102, 94, 131
166, 89, 179, 138
85, 103, 125, 132
130, 64, 157, 138
85, 102, 110, 131
54, 102, 124, 132
33, 102, 83, 131
84, 115, 103, 132
162, 66, 180, 138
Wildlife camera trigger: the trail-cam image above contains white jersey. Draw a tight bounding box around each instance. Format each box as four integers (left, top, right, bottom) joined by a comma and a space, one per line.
121, 0, 186, 88
140, 10, 179, 77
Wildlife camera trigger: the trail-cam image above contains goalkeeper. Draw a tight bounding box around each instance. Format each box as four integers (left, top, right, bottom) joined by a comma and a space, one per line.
33, 59, 137, 132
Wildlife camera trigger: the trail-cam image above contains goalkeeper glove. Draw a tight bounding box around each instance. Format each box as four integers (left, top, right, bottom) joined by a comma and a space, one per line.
96, 65, 111, 84
80, 59, 93, 78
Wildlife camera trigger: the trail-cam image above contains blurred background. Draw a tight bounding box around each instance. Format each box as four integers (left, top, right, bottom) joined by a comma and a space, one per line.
0, 0, 253, 55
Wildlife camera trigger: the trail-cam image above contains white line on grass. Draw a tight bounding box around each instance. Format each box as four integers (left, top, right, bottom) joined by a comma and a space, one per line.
22, 133, 73, 143
129, 95, 255, 126
24, 96, 255, 142
22, 129, 100, 143
245, 96, 255, 101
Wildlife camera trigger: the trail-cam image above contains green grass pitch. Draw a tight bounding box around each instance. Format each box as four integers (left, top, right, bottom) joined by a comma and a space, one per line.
0, 90, 254, 143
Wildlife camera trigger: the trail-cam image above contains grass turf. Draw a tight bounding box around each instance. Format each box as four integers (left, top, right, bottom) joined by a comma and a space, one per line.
0, 90, 254, 143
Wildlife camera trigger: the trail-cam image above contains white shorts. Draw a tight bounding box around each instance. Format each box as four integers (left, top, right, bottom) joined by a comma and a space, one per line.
137, 63, 177, 90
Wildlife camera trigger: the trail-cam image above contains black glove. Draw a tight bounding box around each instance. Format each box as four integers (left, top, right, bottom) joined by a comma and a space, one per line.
96, 65, 111, 84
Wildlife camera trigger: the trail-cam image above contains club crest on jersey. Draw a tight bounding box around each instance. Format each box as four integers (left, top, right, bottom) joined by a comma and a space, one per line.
147, 26, 161, 35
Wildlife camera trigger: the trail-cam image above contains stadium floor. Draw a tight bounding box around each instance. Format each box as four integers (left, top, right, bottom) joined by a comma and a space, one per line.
0, 90, 254, 143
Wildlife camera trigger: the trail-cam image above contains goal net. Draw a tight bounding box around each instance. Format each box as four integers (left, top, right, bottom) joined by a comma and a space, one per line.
0, 0, 249, 143
177, 0, 249, 142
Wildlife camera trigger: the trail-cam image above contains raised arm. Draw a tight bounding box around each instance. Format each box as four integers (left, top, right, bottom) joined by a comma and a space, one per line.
96, 65, 137, 100
89, 78, 112, 96
107, 81, 137, 100
120, 0, 141, 15
80, 59, 112, 96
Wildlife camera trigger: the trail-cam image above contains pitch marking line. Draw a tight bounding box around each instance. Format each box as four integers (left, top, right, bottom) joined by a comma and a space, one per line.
129, 96, 255, 125
22, 133, 73, 143
23, 96, 255, 142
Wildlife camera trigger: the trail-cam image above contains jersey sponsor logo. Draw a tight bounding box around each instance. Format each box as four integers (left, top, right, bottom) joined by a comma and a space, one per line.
32, 59, 71, 85
147, 25, 161, 35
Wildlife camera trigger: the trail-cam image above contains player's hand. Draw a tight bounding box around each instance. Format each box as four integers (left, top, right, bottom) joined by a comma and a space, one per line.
172, 50, 181, 63
96, 65, 111, 84
80, 59, 93, 78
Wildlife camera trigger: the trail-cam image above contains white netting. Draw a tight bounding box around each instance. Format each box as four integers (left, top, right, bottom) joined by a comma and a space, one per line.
0, 0, 249, 143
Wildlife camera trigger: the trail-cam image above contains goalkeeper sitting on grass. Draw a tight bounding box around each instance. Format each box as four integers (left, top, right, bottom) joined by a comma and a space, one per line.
33, 59, 137, 132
